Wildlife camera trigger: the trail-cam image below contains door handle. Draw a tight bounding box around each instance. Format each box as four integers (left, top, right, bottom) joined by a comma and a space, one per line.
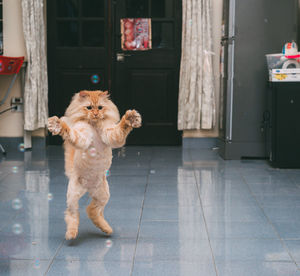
116, 53, 131, 62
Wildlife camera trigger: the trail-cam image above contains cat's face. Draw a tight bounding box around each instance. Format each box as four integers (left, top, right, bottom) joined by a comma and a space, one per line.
79, 90, 110, 122
65, 90, 120, 125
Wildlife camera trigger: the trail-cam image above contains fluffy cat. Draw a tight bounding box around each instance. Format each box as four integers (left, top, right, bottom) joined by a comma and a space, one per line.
47, 90, 141, 240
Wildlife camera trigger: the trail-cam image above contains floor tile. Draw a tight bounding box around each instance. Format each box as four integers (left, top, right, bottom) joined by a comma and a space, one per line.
242, 174, 292, 185
263, 207, 300, 222
206, 221, 278, 239
273, 221, 300, 239
56, 238, 136, 261
132, 260, 217, 276
145, 182, 199, 197
143, 194, 201, 207
135, 238, 212, 262
1, 145, 300, 276
105, 206, 141, 221
0, 233, 63, 260
47, 260, 132, 276
141, 206, 203, 222
138, 220, 207, 240
200, 193, 258, 207
248, 182, 300, 195
285, 240, 300, 262
0, 259, 50, 276
215, 261, 300, 276
1, 217, 66, 239
210, 239, 292, 262
203, 205, 267, 222
255, 194, 300, 208
197, 179, 251, 196
147, 175, 195, 185
108, 195, 144, 209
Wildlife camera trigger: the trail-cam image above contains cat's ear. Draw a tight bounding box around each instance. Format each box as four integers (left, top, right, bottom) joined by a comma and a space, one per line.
79, 91, 89, 99
102, 90, 110, 98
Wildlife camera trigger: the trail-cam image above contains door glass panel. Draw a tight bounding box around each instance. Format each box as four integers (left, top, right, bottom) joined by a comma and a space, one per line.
152, 22, 173, 48
82, 21, 104, 47
56, 0, 79, 18
151, 0, 173, 18
82, 0, 104, 18
126, 0, 149, 18
57, 21, 79, 46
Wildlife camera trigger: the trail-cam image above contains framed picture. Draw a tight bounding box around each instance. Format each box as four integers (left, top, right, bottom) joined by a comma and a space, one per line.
121, 18, 152, 51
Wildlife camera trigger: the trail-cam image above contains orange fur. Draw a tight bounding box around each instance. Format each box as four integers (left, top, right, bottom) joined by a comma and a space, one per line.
47, 90, 141, 240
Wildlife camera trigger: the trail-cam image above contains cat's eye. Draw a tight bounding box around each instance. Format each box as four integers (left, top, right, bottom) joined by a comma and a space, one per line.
98, 106, 103, 110
86, 106, 92, 110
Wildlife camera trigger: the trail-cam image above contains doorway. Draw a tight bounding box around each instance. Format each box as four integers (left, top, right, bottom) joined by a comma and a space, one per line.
47, 0, 182, 145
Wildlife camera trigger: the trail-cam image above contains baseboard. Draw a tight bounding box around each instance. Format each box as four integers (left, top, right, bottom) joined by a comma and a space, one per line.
183, 138, 217, 149
218, 138, 266, 159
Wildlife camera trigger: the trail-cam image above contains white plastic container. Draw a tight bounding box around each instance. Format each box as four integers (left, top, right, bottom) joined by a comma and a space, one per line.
266, 53, 285, 70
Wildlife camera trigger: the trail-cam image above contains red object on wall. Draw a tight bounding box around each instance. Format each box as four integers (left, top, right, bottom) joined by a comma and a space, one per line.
0, 56, 24, 75
121, 18, 152, 51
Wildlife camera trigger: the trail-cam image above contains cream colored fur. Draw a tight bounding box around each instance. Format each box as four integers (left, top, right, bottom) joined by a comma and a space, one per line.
47, 90, 141, 240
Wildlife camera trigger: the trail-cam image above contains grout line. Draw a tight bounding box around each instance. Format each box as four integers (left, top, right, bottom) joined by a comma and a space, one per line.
190, 148, 219, 276
43, 239, 65, 275
129, 147, 153, 276
239, 171, 300, 270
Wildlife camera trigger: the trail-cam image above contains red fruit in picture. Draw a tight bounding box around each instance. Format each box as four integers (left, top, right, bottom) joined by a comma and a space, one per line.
144, 38, 149, 49
125, 29, 134, 40
125, 21, 133, 29
131, 41, 136, 48
125, 41, 134, 50
126, 34, 134, 42
125, 29, 132, 35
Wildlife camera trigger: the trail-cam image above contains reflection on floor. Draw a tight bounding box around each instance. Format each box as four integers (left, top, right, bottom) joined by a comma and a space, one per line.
1, 146, 300, 275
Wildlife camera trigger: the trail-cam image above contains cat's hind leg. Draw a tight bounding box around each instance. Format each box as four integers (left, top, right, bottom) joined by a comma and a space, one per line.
65, 178, 86, 240
86, 176, 113, 235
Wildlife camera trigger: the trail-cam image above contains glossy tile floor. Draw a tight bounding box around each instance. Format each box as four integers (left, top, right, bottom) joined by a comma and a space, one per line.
1, 146, 300, 275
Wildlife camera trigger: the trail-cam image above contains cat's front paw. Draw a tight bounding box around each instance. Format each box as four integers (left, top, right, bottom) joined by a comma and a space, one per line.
48, 116, 62, 135
124, 110, 142, 128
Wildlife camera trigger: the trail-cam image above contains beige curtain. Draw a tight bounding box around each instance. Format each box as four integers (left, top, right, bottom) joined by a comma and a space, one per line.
21, 0, 48, 131
178, 0, 215, 130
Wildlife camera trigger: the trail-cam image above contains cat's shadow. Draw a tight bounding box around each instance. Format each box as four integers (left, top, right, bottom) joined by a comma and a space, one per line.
66, 231, 113, 246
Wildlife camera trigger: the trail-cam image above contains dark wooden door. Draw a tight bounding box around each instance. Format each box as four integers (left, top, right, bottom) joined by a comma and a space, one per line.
47, 0, 181, 145
47, 0, 110, 145
112, 0, 182, 145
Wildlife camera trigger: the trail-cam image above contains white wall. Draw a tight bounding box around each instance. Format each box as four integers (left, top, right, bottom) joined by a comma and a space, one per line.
0, 0, 44, 137
0, 0, 25, 137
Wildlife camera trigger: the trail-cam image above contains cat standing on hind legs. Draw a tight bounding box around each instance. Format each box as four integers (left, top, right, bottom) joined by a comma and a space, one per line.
47, 90, 142, 240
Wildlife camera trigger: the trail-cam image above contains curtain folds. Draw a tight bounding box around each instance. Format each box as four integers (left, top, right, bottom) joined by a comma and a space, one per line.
178, 0, 215, 130
21, 0, 48, 131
